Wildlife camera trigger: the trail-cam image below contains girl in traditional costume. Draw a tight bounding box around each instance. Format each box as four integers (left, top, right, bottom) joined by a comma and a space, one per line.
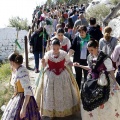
74, 40, 120, 120
35, 38, 80, 118
46, 28, 71, 52
2, 53, 41, 120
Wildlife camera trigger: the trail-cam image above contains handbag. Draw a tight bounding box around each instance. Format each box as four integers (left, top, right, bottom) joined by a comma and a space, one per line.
97, 71, 108, 86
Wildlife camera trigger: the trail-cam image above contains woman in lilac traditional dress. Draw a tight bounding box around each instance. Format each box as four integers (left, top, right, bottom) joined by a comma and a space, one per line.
2, 53, 41, 120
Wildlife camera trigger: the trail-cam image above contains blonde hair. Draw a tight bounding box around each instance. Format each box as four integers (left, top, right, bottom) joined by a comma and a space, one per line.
104, 26, 112, 41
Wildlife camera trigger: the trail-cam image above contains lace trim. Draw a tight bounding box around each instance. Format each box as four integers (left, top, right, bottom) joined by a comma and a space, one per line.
47, 50, 67, 63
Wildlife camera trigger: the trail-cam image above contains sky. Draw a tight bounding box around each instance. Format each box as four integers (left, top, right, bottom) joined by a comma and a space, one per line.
0, 0, 46, 28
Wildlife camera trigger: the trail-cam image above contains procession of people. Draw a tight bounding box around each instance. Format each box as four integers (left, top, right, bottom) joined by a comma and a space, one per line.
1, 3, 120, 120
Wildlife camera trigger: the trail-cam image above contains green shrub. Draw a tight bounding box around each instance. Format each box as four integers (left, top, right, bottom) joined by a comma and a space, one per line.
110, 0, 120, 5
9, 16, 29, 31
86, 4, 110, 25
0, 63, 11, 82
0, 62, 12, 118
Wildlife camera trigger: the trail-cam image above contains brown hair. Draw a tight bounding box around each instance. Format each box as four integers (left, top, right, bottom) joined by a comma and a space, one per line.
104, 26, 112, 41
8, 53, 23, 65
78, 25, 87, 32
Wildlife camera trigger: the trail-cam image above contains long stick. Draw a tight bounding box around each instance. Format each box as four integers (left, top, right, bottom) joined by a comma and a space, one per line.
15, 29, 19, 53
42, 23, 45, 58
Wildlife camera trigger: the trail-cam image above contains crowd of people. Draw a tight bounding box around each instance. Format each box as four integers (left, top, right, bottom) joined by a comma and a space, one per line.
1, 3, 120, 120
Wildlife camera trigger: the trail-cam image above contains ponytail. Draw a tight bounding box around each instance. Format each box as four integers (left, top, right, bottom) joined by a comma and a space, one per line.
104, 26, 112, 41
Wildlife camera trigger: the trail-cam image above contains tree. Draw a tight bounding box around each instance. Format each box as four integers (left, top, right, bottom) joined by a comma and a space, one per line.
46, 0, 53, 7
86, 4, 110, 25
8, 17, 29, 30
110, 0, 120, 5
103, 2, 120, 26
53, 0, 81, 5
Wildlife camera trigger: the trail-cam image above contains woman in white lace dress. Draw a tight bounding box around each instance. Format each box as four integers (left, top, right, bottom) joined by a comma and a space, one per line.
35, 38, 80, 118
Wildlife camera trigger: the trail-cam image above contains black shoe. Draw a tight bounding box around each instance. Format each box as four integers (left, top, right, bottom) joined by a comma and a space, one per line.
35, 69, 39, 73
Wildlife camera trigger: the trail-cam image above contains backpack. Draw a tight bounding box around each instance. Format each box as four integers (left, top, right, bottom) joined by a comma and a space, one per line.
88, 27, 103, 41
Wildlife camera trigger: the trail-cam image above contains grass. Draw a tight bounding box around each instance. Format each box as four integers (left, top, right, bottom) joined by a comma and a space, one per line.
0, 62, 11, 82
0, 62, 13, 118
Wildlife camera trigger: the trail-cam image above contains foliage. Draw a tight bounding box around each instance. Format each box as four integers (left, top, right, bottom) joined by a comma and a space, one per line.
0, 63, 11, 82
110, 0, 120, 5
86, 4, 110, 25
79, 0, 91, 4
0, 62, 12, 118
52, 0, 81, 5
9, 17, 29, 31
46, 0, 53, 6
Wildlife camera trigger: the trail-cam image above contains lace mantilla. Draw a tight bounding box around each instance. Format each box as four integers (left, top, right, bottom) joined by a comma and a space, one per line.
46, 50, 67, 63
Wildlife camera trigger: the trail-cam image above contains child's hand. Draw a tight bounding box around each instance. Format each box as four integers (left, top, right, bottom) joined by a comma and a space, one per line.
68, 62, 73, 66
41, 58, 46, 67
73, 62, 80, 67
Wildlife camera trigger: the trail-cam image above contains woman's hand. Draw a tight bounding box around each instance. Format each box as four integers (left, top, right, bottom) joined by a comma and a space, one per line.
68, 49, 74, 57
20, 107, 26, 119
30, 46, 33, 53
113, 82, 120, 90
73, 62, 80, 67
100, 104, 104, 109
41, 58, 46, 67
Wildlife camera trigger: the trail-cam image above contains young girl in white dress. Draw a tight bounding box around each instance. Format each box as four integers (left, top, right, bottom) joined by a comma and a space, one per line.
35, 38, 80, 118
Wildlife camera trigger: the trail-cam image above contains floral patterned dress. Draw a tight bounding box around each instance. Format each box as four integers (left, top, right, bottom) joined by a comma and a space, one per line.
2, 66, 41, 120
35, 50, 80, 117
81, 53, 120, 120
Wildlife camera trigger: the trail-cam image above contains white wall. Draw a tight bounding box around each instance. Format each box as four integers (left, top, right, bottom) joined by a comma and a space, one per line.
0, 27, 27, 60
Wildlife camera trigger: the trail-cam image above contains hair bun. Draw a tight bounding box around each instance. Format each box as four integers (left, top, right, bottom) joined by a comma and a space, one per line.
15, 55, 23, 64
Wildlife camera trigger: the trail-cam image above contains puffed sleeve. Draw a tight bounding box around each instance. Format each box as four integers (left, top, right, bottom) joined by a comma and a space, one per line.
65, 53, 71, 65
16, 66, 33, 96
111, 45, 120, 62
104, 58, 115, 71
66, 37, 71, 50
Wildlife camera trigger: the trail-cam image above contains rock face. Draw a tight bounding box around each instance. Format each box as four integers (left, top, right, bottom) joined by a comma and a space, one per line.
86, 0, 112, 12
108, 16, 120, 39
0, 27, 27, 60
86, 0, 120, 39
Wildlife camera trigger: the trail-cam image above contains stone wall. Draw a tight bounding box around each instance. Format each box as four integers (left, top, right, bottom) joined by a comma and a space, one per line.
0, 27, 28, 60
